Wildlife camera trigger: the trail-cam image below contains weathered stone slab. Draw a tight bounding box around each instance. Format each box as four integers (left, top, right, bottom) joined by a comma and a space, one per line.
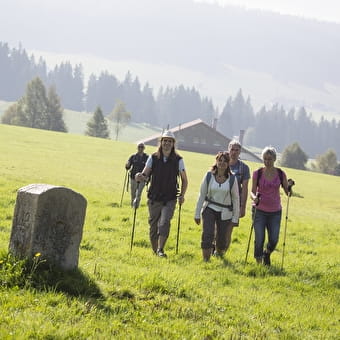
9, 184, 87, 270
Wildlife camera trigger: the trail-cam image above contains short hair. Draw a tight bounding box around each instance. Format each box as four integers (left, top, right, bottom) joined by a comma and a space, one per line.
261, 146, 277, 161
228, 139, 241, 150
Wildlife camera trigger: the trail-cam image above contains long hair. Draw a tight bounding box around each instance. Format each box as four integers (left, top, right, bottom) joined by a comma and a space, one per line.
154, 138, 179, 160
211, 151, 231, 178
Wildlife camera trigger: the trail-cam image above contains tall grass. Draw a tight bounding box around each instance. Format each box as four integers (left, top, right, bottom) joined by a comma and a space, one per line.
0, 123, 339, 339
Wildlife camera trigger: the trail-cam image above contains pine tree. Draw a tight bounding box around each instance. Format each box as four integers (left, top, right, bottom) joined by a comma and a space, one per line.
23, 77, 49, 129
85, 106, 110, 138
47, 86, 67, 132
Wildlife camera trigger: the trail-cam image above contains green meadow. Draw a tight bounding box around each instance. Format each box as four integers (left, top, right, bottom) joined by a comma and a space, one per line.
0, 124, 339, 339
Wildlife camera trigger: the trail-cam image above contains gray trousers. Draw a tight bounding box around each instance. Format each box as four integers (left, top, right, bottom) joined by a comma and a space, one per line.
148, 199, 177, 242
130, 178, 145, 207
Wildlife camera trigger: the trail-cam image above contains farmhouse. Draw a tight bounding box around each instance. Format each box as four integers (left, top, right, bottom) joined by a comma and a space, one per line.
139, 119, 261, 162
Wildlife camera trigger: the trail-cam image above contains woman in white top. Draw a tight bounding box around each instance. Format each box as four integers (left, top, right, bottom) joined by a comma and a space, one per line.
194, 151, 240, 262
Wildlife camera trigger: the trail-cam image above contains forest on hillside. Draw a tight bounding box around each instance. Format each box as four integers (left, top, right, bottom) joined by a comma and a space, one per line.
1, 41, 339, 158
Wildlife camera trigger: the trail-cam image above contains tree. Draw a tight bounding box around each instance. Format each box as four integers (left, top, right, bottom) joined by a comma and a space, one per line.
85, 106, 110, 139
1, 102, 27, 126
47, 86, 67, 132
312, 149, 338, 175
334, 163, 340, 176
108, 101, 131, 140
1, 77, 67, 132
280, 142, 308, 170
24, 77, 49, 129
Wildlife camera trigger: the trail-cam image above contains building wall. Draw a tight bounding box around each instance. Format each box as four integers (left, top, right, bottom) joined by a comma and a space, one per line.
141, 121, 261, 162
176, 124, 230, 154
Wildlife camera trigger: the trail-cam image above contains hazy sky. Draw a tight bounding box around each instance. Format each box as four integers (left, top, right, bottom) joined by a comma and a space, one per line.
196, 0, 340, 23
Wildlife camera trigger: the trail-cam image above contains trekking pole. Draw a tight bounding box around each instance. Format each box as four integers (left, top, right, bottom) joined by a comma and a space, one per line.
281, 195, 291, 270
130, 205, 138, 252
281, 180, 295, 270
245, 194, 260, 264
130, 182, 140, 252
120, 170, 128, 207
175, 203, 182, 254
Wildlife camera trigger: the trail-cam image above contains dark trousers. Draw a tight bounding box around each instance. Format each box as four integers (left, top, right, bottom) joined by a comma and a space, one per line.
201, 207, 230, 250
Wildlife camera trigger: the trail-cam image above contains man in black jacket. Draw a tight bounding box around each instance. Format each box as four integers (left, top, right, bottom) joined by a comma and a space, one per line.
125, 143, 148, 208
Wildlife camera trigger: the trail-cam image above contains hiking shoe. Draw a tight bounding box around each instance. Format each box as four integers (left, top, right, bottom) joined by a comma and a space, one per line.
263, 250, 271, 266
212, 250, 224, 258
156, 248, 167, 258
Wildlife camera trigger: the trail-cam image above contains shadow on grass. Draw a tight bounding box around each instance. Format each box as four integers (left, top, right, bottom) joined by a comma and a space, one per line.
219, 256, 286, 278
30, 263, 104, 298
0, 252, 111, 312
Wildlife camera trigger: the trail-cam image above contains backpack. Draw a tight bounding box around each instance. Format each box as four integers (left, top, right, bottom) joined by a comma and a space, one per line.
256, 167, 284, 187
205, 171, 236, 210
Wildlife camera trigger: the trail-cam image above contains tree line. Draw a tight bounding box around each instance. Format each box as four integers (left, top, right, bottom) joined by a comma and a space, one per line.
1, 41, 340, 160
218, 90, 340, 159
0, 42, 216, 127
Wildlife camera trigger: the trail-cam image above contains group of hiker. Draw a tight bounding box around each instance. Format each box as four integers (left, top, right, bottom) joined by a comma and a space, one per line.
125, 130, 294, 265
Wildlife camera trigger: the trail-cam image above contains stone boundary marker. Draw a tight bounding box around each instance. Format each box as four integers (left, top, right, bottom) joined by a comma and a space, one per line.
9, 184, 87, 270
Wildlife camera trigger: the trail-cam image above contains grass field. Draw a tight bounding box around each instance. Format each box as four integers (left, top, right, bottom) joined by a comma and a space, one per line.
0, 123, 339, 339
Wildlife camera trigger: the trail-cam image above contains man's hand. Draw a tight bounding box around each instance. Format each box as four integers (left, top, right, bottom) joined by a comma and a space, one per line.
178, 195, 185, 205
135, 172, 147, 182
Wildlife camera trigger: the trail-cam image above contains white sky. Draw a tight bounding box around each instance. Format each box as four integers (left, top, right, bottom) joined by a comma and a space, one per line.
195, 0, 340, 23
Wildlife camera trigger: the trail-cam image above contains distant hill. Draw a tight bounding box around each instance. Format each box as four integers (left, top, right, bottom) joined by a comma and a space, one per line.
1, 0, 340, 114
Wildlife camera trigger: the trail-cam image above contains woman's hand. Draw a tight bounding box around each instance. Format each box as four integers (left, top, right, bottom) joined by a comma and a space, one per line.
194, 218, 200, 225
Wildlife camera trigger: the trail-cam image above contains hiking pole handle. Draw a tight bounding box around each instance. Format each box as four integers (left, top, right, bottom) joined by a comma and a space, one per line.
254, 192, 261, 206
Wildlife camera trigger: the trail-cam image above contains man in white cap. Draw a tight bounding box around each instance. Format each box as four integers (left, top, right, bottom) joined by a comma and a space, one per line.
135, 130, 188, 257
125, 142, 148, 208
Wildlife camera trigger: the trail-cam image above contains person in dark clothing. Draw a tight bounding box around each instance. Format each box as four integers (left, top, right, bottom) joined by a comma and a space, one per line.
125, 142, 148, 208
135, 130, 188, 258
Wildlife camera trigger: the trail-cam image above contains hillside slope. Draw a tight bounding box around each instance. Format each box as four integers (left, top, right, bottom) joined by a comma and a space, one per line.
0, 123, 339, 338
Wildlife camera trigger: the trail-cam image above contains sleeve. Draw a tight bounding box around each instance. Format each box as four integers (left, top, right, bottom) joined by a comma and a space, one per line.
243, 163, 251, 181
145, 155, 153, 170
194, 173, 209, 219
126, 155, 133, 169
178, 158, 185, 172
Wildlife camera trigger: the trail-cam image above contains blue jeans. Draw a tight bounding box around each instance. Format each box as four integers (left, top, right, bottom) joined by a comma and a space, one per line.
253, 209, 282, 260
